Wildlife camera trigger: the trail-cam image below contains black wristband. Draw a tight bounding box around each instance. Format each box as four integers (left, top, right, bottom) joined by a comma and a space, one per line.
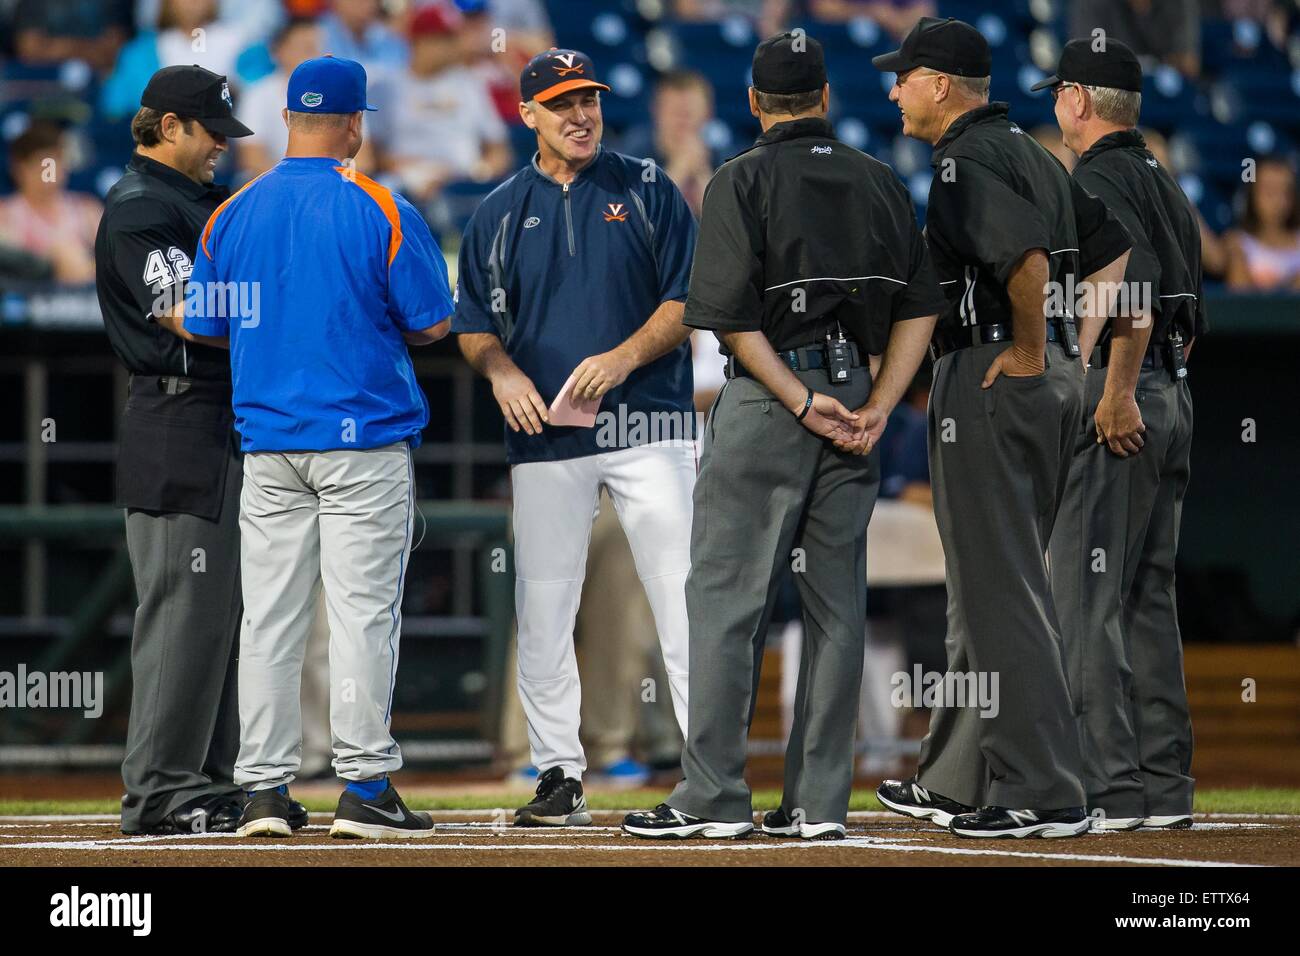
795, 387, 814, 422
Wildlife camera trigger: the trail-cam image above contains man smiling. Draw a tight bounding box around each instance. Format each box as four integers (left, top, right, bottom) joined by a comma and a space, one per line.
868, 18, 1133, 839
453, 48, 699, 827
94, 65, 312, 836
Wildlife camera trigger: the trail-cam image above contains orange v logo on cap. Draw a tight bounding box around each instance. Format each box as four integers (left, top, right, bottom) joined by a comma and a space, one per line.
553, 53, 585, 76
603, 203, 627, 222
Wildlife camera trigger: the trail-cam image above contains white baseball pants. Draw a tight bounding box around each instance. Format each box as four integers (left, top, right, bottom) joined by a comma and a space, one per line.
234, 442, 414, 790
512, 441, 694, 780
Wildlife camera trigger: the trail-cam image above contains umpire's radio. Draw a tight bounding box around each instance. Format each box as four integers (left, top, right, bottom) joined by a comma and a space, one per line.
826, 325, 853, 385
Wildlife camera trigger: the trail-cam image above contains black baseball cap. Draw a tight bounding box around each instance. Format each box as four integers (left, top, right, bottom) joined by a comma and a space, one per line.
871, 16, 991, 78
519, 48, 610, 104
752, 32, 827, 94
1031, 37, 1143, 93
140, 65, 253, 137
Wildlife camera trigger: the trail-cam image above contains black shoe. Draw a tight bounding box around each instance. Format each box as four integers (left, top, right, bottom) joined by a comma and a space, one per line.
237, 788, 295, 838
330, 783, 435, 839
949, 806, 1091, 839
761, 807, 800, 837
621, 803, 753, 839
760, 807, 845, 840
514, 767, 593, 827
221, 794, 308, 831
124, 796, 242, 835
203, 798, 244, 832
219, 795, 308, 830
877, 778, 973, 828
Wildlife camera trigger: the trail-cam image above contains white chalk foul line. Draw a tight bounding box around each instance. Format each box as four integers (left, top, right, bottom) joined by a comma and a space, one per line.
830, 839, 1260, 867
0, 815, 122, 823
4, 810, 1299, 825
0, 834, 1260, 866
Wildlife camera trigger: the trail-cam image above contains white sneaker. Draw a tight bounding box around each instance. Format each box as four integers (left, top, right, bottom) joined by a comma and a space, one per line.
761, 808, 846, 840
1143, 814, 1193, 829
1090, 815, 1144, 832
799, 821, 847, 841
622, 804, 753, 839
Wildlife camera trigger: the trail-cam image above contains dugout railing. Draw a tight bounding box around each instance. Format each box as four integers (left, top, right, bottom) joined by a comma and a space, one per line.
0, 500, 513, 756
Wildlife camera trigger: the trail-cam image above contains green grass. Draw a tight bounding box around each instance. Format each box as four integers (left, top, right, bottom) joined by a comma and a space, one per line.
3, 787, 1300, 817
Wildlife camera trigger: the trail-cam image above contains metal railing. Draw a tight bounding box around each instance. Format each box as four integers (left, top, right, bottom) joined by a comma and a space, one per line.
0, 500, 513, 747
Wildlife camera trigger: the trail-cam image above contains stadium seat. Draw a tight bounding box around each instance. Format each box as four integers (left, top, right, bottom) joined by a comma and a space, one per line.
600, 61, 652, 132
1139, 66, 1208, 133
440, 179, 505, 235
1217, 71, 1300, 132
509, 123, 539, 164
794, 17, 893, 59
1200, 18, 1290, 79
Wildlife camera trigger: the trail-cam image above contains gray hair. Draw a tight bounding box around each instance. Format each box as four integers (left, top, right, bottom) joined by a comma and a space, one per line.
949, 74, 991, 100
523, 90, 601, 113
754, 87, 824, 116
1085, 85, 1141, 127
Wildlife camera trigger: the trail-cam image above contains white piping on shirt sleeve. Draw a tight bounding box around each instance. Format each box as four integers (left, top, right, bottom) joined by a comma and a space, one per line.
763, 274, 906, 292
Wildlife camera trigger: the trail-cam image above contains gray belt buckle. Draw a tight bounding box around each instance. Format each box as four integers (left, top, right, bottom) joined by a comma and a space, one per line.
159, 376, 192, 395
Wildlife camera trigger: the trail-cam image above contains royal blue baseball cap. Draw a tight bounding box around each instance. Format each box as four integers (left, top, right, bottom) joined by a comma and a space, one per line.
287, 55, 378, 113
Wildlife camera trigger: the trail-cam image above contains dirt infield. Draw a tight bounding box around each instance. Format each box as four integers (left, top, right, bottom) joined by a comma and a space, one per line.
2, 810, 1295, 867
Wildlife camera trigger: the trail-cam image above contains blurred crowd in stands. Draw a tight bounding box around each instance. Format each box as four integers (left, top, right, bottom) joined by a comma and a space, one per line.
2, 0, 1300, 292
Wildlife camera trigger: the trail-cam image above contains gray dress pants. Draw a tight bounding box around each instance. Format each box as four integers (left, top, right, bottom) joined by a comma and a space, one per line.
120, 449, 243, 831
1049, 365, 1195, 819
915, 341, 1088, 810
668, 364, 879, 826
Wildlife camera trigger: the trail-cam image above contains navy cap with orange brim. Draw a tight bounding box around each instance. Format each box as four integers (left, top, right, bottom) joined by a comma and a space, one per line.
520, 48, 611, 103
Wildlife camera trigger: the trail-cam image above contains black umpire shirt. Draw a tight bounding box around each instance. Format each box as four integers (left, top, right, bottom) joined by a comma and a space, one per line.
95, 152, 236, 520
925, 103, 1132, 335
1072, 129, 1207, 349
684, 117, 947, 354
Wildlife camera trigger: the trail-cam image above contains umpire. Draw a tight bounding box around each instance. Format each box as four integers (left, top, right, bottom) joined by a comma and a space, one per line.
624, 33, 944, 841
95, 66, 303, 834
868, 18, 1132, 838
1041, 39, 1203, 831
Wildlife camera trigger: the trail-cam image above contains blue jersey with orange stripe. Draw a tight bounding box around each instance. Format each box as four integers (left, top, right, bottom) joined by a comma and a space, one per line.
185, 156, 453, 452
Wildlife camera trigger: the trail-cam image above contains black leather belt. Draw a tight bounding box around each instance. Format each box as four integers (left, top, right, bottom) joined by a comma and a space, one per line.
930, 320, 1076, 361
129, 373, 232, 398
725, 341, 863, 379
